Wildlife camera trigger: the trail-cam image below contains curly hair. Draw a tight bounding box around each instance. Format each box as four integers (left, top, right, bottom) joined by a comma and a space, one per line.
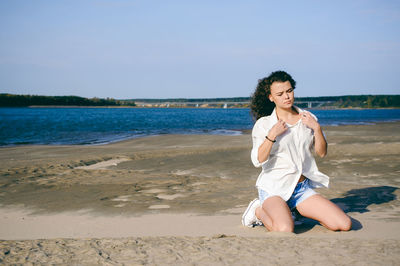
250, 70, 296, 120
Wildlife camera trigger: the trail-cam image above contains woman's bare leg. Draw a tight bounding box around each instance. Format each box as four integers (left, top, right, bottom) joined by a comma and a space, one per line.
296, 194, 352, 231
255, 196, 294, 232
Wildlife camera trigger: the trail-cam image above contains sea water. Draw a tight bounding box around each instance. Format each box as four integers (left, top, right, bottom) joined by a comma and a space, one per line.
0, 107, 399, 146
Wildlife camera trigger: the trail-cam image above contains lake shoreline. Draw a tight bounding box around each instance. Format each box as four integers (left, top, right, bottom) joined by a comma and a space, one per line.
1, 122, 400, 264
1, 105, 396, 109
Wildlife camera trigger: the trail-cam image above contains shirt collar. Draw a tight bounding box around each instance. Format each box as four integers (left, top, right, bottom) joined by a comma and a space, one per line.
271, 108, 278, 124
271, 105, 303, 123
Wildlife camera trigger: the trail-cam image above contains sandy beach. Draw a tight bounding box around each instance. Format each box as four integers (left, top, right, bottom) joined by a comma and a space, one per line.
0, 122, 400, 265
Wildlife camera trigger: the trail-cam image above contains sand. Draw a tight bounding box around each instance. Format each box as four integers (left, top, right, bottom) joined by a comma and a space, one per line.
0, 122, 400, 265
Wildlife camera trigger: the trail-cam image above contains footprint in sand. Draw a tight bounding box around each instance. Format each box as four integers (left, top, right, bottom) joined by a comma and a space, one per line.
111, 195, 131, 207
140, 189, 165, 194
111, 195, 131, 202
75, 158, 131, 170
156, 194, 185, 200
148, 205, 170, 209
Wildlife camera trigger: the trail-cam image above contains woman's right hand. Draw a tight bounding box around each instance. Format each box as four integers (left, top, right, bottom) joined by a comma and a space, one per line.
268, 119, 287, 140
258, 119, 287, 164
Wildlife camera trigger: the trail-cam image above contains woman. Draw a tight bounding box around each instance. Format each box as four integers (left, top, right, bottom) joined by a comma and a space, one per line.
242, 70, 351, 232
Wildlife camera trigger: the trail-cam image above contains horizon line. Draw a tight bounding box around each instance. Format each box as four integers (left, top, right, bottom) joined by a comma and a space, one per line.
1, 93, 400, 100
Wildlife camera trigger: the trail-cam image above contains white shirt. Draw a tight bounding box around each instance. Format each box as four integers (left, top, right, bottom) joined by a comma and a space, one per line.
251, 106, 329, 201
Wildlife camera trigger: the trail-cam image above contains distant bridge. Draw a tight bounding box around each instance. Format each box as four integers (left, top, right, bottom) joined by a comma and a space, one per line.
295, 101, 334, 108
135, 100, 333, 108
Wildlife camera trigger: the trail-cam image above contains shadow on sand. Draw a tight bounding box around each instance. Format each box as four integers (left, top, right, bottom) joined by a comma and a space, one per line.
295, 185, 399, 233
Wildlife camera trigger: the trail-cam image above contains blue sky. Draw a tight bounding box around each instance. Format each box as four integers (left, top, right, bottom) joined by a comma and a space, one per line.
0, 0, 399, 99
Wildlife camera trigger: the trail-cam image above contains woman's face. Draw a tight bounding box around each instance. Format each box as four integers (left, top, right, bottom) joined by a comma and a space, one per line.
268, 81, 294, 109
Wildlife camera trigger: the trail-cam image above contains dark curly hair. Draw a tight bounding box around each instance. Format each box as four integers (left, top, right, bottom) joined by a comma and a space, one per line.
250, 70, 296, 120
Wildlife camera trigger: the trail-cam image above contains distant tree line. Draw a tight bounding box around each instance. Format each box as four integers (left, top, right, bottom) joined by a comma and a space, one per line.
0, 94, 136, 107
1, 93, 399, 108
322, 95, 400, 108
293, 95, 400, 108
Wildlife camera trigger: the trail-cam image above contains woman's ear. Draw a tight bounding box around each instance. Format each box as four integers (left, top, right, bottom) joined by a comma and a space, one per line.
268, 94, 273, 102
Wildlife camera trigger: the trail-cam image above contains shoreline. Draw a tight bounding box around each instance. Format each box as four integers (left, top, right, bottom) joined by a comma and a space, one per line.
1, 120, 399, 148
0, 105, 399, 109
1, 122, 399, 264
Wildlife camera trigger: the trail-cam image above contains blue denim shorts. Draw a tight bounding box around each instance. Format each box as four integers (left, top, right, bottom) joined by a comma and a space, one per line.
258, 179, 317, 210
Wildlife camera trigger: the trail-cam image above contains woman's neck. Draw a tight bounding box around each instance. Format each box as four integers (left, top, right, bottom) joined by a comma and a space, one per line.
275, 106, 299, 122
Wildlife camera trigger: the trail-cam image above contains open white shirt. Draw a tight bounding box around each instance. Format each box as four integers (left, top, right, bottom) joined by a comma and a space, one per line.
251, 106, 329, 201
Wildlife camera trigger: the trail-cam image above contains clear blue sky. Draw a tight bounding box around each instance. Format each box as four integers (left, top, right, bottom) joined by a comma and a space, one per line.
0, 0, 399, 99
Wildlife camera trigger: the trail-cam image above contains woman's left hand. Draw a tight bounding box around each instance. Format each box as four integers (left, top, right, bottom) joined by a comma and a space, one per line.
301, 111, 320, 131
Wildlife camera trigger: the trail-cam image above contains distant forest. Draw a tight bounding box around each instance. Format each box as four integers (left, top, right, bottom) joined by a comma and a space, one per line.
0, 93, 399, 108
0, 94, 136, 107
297, 95, 400, 108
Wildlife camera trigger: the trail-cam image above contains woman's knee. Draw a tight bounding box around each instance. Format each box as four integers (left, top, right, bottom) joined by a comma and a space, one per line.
275, 223, 294, 232
262, 196, 294, 232
328, 214, 352, 231
272, 220, 294, 232
337, 215, 352, 231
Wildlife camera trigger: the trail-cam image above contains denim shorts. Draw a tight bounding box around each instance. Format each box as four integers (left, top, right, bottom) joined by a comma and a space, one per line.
258, 178, 317, 210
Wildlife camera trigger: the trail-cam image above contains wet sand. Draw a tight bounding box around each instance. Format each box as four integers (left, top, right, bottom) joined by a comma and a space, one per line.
0, 122, 399, 265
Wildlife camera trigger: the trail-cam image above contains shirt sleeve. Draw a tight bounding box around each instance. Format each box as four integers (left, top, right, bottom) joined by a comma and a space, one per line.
309, 111, 318, 121
251, 119, 270, 168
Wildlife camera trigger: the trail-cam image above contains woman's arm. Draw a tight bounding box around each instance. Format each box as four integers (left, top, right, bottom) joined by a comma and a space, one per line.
312, 125, 327, 157
301, 112, 327, 158
257, 119, 288, 163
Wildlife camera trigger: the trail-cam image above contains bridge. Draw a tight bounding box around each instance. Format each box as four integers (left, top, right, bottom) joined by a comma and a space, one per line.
295, 101, 334, 108
135, 101, 333, 108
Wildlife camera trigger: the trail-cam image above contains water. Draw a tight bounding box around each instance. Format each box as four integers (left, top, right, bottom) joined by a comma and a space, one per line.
0, 107, 399, 146
312, 109, 400, 126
